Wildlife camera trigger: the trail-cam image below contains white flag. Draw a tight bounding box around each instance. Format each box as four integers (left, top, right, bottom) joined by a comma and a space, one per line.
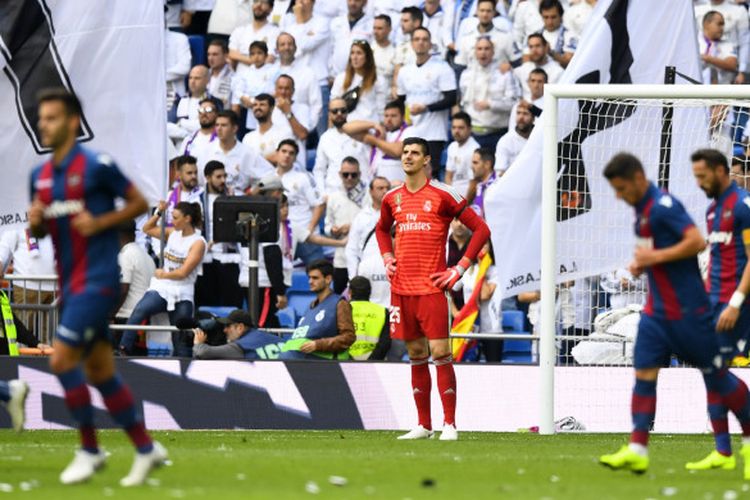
485, 0, 704, 300
0, 0, 166, 229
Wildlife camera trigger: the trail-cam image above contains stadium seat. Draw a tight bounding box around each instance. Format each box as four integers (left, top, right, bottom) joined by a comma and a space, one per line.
288, 292, 315, 320
197, 306, 234, 319
276, 307, 296, 328
188, 35, 206, 66
501, 310, 532, 363
290, 271, 310, 292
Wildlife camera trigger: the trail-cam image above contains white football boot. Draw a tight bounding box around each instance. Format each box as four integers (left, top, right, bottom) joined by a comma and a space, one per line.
120, 441, 168, 487
397, 425, 435, 440
3, 380, 29, 432
60, 449, 107, 484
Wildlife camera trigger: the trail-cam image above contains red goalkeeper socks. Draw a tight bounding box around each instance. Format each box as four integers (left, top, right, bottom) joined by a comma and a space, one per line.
434, 354, 456, 426
410, 356, 432, 430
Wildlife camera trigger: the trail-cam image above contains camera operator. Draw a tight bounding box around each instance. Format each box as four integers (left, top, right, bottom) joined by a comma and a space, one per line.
191, 309, 287, 360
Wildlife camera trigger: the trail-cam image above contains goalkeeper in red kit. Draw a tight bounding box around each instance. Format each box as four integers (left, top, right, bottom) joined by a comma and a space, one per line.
375, 137, 491, 440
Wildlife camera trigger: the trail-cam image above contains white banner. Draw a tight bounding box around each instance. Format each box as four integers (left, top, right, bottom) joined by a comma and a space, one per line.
0, 0, 166, 230
485, 0, 706, 298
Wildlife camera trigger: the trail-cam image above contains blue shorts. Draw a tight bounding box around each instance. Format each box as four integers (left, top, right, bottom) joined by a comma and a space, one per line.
55, 290, 118, 348
634, 312, 721, 371
713, 302, 750, 360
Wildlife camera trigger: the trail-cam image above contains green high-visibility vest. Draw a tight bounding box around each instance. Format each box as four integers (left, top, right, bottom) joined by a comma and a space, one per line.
348, 301, 386, 360
0, 291, 18, 356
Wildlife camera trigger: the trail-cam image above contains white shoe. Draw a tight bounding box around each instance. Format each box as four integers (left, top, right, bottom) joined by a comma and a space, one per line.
120, 441, 168, 487
439, 424, 458, 441
60, 449, 106, 484
3, 380, 28, 432
397, 425, 434, 440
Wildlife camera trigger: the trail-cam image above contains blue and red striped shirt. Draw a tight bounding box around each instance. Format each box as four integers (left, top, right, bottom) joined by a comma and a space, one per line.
635, 183, 709, 320
706, 181, 750, 306
30, 144, 132, 300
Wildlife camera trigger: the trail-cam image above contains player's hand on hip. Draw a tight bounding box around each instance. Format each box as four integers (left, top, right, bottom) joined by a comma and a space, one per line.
717, 305, 740, 332
430, 257, 470, 291
383, 254, 397, 281
71, 210, 101, 236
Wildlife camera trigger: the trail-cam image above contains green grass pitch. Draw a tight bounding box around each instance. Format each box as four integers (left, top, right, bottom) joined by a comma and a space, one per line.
1, 430, 749, 499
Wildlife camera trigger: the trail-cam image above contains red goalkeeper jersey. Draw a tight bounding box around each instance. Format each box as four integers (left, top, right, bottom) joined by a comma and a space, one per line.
377, 180, 466, 295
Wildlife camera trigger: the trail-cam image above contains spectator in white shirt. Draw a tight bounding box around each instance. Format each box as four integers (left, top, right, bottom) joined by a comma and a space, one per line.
397, 26, 457, 178
694, 0, 750, 84
535, 0, 576, 68
204, 110, 275, 193
228, 0, 281, 72
329, 0, 374, 79
313, 98, 370, 192
332, 41, 380, 122
115, 223, 156, 327
459, 36, 520, 149
513, 33, 563, 99
171, 65, 222, 142
231, 41, 279, 131
393, 7, 423, 81
242, 93, 295, 164
699, 10, 738, 85
195, 161, 244, 309
445, 112, 481, 198
165, 27, 192, 106
342, 100, 417, 183
275, 139, 327, 264
179, 0, 216, 34
207, 0, 253, 38
207, 39, 234, 108
325, 157, 368, 292
273, 74, 313, 168
455, 0, 522, 68
422, 0, 449, 56
508, 67, 546, 131
563, 0, 595, 40
178, 98, 219, 163
345, 176, 391, 294
371, 15, 397, 119
495, 102, 534, 174
512, 0, 544, 48
275, 32, 324, 127
165, 156, 205, 227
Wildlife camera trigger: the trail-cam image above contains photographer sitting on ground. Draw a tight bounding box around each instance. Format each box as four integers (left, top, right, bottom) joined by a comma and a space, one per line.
192, 309, 287, 360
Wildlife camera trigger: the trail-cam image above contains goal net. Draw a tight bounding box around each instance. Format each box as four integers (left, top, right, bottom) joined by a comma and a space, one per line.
539, 84, 750, 434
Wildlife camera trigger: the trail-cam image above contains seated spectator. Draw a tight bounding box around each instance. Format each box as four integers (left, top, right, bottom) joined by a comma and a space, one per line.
325, 157, 367, 293
228, 0, 280, 72
331, 41, 379, 122
495, 102, 534, 174
178, 98, 219, 160
534, 0, 576, 68
241, 93, 295, 164
459, 37, 520, 150
202, 110, 275, 193
0, 309, 50, 356
192, 309, 287, 360
275, 33, 323, 129
342, 100, 417, 183
115, 221, 156, 325
170, 65, 223, 142
329, 0, 374, 78
273, 74, 313, 168
207, 39, 234, 108
313, 98, 369, 192
231, 41, 279, 131
699, 11, 737, 85
445, 112, 481, 199
346, 177, 391, 308
348, 276, 391, 360
513, 33, 563, 99
122, 202, 207, 357
455, 0, 522, 68
279, 260, 356, 360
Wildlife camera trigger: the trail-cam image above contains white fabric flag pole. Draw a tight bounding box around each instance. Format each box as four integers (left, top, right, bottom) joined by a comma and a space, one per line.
483, 0, 702, 434
0, 0, 166, 228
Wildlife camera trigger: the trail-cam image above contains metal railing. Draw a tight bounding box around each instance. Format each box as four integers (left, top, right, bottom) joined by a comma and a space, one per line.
4, 274, 59, 345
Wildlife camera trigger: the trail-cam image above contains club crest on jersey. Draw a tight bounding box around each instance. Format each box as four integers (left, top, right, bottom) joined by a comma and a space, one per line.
724, 210, 732, 219
708, 212, 716, 221
315, 310, 326, 322
68, 174, 82, 187
423, 200, 432, 212
395, 194, 402, 213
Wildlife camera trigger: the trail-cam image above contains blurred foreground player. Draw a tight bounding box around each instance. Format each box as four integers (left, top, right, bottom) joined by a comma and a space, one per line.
375, 137, 490, 440
688, 149, 750, 470
29, 89, 167, 486
0, 379, 29, 432
599, 153, 750, 477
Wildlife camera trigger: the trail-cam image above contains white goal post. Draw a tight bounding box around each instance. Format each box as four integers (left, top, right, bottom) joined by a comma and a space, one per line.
540, 84, 750, 435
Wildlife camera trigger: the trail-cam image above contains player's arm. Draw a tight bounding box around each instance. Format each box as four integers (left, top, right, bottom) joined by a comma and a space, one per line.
633, 226, 705, 269
155, 239, 206, 280
718, 207, 750, 331
430, 204, 491, 290
374, 196, 396, 280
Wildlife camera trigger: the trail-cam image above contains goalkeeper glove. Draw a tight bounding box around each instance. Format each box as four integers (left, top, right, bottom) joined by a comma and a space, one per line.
383, 253, 397, 281
430, 257, 471, 291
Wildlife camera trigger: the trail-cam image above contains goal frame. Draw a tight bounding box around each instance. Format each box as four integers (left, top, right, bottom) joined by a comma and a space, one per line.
539, 84, 750, 435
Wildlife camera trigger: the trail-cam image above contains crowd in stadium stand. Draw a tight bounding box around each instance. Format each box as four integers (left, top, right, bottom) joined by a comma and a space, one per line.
4, 0, 750, 363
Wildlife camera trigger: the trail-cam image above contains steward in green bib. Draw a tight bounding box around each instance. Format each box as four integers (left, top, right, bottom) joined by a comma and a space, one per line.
280, 260, 355, 360
348, 276, 391, 360
0, 291, 45, 356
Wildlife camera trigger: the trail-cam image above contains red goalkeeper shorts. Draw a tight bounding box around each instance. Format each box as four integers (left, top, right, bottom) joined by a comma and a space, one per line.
389, 292, 449, 341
